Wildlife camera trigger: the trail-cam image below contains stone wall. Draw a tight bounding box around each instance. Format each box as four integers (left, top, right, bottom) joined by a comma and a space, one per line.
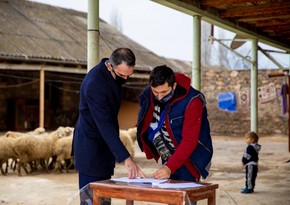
200, 69, 287, 136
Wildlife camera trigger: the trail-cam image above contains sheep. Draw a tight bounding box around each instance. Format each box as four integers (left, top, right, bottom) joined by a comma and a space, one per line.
119, 130, 135, 158
52, 134, 74, 173
29, 127, 46, 135
13, 126, 73, 176
3, 127, 47, 172
52, 127, 133, 172
4, 127, 46, 138
0, 136, 18, 175
51, 127, 134, 170
126, 127, 137, 144
4, 131, 26, 138
48, 126, 74, 170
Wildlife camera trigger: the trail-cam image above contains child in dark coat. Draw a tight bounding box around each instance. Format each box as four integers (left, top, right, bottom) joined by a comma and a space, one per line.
241, 131, 261, 194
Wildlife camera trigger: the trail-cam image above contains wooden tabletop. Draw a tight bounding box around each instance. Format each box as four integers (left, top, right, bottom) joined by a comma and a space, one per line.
90, 179, 219, 205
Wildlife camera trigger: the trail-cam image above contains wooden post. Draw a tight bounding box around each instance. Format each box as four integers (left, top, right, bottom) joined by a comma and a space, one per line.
39, 68, 45, 128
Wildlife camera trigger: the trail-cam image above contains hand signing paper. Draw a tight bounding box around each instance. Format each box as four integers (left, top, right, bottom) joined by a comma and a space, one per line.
152, 165, 171, 179
124, 157, 146, 179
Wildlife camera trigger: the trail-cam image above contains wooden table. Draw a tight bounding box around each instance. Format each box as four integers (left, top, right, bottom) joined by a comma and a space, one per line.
90, 179, 218, 205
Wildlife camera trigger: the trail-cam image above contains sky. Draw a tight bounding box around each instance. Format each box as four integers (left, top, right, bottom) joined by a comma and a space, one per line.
30, 0, 289, 68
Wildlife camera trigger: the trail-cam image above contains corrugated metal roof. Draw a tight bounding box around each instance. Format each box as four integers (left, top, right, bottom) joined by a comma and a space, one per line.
0, 0, 192, 73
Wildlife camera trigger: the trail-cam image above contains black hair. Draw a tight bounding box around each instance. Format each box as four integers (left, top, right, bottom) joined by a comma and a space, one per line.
109, 48, 136, 67
149, 65, 175, 87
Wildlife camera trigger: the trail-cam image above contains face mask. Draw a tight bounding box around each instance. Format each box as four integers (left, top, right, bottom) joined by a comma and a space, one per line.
115, 75, 127, 85
156, 89, 174, 103
112, 69, 127, 85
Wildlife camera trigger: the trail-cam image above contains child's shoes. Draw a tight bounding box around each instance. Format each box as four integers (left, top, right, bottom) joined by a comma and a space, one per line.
241, 188, 254, 194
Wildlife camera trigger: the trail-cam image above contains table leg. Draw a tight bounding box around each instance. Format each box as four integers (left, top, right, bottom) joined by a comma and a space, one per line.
207, 190, 216, 205
92, 194, 102, 205
126, 200, 134, 205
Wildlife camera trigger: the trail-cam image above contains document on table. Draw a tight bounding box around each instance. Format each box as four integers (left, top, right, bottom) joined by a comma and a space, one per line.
111, 177, 168, 186
156, 182, 203, 189
111, 177, 204, 188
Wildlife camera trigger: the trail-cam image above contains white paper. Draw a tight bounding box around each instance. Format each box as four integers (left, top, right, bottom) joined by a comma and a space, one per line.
111, 177, 168, 186
156, 182, 204, 189
111, 177, 204, 189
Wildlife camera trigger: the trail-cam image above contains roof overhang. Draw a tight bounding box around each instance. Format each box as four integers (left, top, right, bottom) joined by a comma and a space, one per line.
0, 63, 87, 74
151, 0, 290, 53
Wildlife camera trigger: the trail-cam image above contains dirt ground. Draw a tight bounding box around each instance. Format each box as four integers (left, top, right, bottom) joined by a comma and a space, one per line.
1, 134, 290, 205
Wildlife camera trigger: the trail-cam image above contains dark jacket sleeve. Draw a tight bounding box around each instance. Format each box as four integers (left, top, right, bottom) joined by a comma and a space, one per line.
85, 68, 130, 163
242, 145, 255, 165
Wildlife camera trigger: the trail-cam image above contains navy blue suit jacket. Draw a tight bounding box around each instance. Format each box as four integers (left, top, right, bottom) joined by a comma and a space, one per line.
72, 58, 130, 177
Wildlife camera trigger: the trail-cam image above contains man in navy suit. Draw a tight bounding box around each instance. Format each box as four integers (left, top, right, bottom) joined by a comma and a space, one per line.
72, 48, 145, 204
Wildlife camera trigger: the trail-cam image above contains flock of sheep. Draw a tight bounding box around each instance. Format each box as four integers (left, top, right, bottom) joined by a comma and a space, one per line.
0, 126, 137, 176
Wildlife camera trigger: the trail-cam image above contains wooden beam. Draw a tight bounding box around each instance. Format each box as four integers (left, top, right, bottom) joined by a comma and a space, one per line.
0, 63, 87, 74
220, 4, 290, 18
39, 68, 45, 129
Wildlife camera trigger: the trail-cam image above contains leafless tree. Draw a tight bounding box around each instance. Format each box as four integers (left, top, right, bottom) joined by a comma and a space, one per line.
201, 21, 212, 67
109, 8, 123, 32
217, 28, 231, 68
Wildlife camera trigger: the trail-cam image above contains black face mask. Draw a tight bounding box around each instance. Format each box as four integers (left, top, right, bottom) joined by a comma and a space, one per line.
112, 69, 127, 85
155, 89, 174, 103
115, 75, 127, 85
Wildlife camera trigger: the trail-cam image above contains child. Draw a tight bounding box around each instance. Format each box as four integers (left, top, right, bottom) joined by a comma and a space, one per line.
241, 131, 261, 194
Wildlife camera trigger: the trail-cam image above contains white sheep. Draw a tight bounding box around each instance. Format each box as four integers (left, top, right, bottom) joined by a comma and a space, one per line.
30, 127, 46, 135
13, 126, 73, 176
0, 136, 18, 175
126, 127, 137, 144
119, 130, 135, 158
52, 127, 132, 172
4, 127, 46, 138
52, 134, 74, 173
3, 127, 47, 172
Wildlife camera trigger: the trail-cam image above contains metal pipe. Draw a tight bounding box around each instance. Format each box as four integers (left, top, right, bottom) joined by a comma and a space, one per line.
258, 45, 285, 69
191, 15, 201, 90
251, 38, 258, 133
87, 0, 99, 71
210, 36, 252, 64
